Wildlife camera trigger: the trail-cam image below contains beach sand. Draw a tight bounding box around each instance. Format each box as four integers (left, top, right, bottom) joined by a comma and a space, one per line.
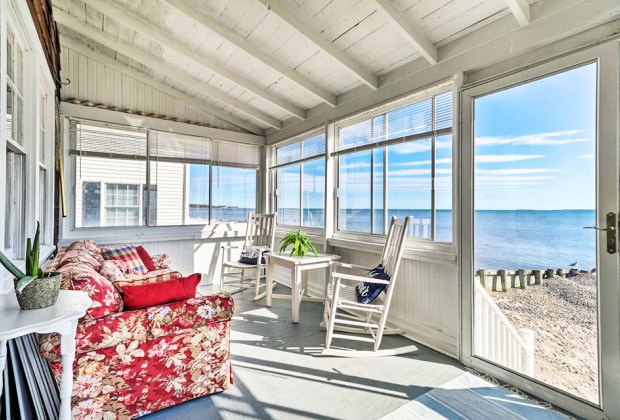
490, 273, 598, 403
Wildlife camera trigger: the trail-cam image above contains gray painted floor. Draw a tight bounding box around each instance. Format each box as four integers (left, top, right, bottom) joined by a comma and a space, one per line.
144, 285, 465, 419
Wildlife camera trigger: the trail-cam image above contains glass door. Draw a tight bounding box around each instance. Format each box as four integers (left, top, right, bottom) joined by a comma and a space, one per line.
461, 42, 620, 418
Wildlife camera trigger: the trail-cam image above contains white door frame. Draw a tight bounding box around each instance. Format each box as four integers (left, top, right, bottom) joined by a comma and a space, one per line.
460, 41, 619, 419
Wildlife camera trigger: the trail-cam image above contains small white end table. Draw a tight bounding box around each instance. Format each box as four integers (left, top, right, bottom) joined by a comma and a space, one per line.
0, 290, 91, 420
265, 253, 340, 323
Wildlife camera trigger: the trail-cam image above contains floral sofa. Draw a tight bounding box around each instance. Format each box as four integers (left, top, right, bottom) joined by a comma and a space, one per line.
38, 240, 234, 419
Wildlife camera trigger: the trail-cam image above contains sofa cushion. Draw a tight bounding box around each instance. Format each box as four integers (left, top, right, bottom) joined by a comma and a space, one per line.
122, 274, 201, 310
110, 269, 182, 293
58, 250, 102, 271
61, 266, 124, 319
136, 246, 157, 271
147, 293, 234, 338
99, 260, 127, 282
66, 239, 103, 262
102, 244, 148, 275
39, 309, 148, 362
150, 253, 171, 270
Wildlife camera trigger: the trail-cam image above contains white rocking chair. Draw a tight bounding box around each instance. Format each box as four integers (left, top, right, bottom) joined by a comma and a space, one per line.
219, 213, 276, 300
322, 216, 417, 357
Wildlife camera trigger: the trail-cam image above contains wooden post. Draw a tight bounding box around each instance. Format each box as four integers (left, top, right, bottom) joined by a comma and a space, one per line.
533, 270, 542, 285
557, 268, 566, 278
517, 269, 526, 289
545, 268, 555, 279
478, 269, 488, 290
498, 269, 508, 292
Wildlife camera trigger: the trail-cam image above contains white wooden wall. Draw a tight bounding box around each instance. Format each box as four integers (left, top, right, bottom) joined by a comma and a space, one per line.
60, 47, 244, 133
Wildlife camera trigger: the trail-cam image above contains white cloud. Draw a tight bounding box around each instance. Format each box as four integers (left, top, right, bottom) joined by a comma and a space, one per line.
393, 157, 452, 167
476, 130, 592, 147
581, 153, 595, 159
476, 154, 545, 163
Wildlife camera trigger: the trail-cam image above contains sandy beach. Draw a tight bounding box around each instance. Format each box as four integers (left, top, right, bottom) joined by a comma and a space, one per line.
490, 273, 598, 403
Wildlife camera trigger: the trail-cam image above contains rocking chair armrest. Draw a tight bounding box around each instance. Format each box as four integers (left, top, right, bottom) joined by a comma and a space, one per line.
220, 245, 242, 251
330, 261, 374, 272
331, 272, 390, 285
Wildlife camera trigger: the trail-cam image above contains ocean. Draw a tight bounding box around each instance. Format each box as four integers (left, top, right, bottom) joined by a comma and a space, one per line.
191, 207, 597, 270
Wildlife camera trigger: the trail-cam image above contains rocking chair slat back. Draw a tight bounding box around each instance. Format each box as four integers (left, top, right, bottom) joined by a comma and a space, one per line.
245, 213, 276, 248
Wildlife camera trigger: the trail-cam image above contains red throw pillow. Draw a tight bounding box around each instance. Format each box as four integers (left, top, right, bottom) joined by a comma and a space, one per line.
122, 273, 201, 310
135, 246, 157, 272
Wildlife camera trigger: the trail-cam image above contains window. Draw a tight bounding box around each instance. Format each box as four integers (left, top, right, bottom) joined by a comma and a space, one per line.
336, 91, 453, 241
4, 29, 26, 255
273, 133, 326, 228
71, 121, 148, 228
38, 94, 48, 242
212, 166, 256, 222
105, 184, 140, 226
71, 121, 260, 229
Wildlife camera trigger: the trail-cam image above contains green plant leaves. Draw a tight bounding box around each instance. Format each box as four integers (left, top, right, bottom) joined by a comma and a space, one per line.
278, 230, 318, 257
15, 276, 37, 294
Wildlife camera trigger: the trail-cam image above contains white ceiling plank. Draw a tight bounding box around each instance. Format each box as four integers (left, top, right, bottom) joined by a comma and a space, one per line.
505, 0, 530, 27
255, 0, 379, 90
82, 0, 306, 120
59, 36, 265, 135
161, 0, 337, 107
53, 8, 282, 130
373, 0, 438, 65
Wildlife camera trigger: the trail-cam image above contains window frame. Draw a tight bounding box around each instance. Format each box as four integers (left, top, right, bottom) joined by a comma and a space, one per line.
68, 118, 261, 231
333, 84, 456, 250
271, 128, 327, 233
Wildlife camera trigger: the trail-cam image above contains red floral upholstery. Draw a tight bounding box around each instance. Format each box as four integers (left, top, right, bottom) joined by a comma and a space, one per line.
147, 294, 234, 338
39, 241, 234, 419
62, 266, 123, 320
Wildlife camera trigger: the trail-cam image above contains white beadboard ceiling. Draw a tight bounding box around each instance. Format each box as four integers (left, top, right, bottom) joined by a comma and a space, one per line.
53, 0, 611, 136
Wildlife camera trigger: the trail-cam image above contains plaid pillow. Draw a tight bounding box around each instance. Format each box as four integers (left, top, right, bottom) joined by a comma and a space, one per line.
101, 245, 147, 275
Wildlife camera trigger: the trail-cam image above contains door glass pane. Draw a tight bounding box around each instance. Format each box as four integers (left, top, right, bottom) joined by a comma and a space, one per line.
211, 166, 256, 222
473, 63, 598, 403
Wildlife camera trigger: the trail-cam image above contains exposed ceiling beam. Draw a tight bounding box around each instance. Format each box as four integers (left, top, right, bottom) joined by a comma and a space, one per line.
161, 0, 337, 107
373, 0, 438, 65
83, 0, 306, 120
505, 0, 530, 27
256, 0, 379, 90
53, 8, 282, 130
59, 36, 264, 135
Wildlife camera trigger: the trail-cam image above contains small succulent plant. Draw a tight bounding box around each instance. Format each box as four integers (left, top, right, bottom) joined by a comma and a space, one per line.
0, 222, 45, 293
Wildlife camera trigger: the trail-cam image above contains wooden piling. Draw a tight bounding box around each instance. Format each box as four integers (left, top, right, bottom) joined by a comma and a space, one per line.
533, 270, 542, 285
517, 269, 526, 289
498, 269, 508, 292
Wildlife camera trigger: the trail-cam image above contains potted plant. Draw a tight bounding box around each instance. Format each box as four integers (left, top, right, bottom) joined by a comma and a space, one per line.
0, 222, 61, 310
279, 230, 318, 257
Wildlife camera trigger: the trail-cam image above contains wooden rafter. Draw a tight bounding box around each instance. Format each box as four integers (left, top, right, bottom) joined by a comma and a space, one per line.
161, 0, 337, 107
373, 0, 438, 65
256, 0, 379, 90
83, 0, 305, 120
59, 36, 264, 135
53, 8, 282, 130
505, 0, 530, 27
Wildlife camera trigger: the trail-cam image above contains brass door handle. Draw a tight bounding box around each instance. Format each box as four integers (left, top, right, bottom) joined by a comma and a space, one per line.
584, 212, 617, 254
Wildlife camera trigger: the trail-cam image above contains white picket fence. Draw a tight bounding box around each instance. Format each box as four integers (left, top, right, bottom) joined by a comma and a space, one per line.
474, 282, 535, 376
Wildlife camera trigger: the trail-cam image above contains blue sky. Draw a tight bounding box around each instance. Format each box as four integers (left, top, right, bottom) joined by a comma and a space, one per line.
474, 63, 596, 210
189, 165, 256, 208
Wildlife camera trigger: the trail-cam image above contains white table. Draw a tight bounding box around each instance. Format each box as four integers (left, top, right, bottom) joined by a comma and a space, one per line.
265, 253, 340, 323
0, 290, 91, 420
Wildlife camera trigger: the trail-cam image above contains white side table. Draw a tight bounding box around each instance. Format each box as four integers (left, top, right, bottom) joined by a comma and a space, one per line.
0, 290, 91, 420
265, 253, 340, 323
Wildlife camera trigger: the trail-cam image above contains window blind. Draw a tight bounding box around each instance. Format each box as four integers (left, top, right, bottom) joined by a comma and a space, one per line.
70, 120, 147, 160
148, 130, 211, 165
335, 92, 453, 155
212, 140, 261, 169
274, 132, 326, 168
